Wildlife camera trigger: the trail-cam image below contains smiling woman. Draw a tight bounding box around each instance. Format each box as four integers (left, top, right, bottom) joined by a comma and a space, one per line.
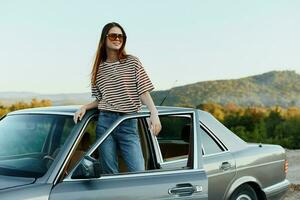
73, 22, 162, 175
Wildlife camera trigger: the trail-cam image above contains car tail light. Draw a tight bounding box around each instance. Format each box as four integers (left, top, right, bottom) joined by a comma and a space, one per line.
284, 160, 288, 176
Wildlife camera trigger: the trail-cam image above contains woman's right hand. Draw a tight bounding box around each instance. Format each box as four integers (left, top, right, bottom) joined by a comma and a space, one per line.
73, 106, 87, 124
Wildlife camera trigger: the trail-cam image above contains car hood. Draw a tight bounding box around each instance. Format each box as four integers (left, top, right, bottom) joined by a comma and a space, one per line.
0, 175, 35, 190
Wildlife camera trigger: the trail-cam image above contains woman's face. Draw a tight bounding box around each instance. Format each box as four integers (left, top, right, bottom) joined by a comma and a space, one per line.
106, 26, 124, 51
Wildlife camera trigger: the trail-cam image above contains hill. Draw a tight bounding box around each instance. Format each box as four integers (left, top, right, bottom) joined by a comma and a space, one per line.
151, 70, 300, 107
1, 70, 299, 107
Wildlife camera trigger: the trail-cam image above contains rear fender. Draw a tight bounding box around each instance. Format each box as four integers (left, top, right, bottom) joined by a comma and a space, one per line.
225, 176, 263, 199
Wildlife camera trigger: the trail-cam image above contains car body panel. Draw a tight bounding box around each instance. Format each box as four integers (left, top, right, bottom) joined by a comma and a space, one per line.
203, 152, 236, 200
56, 110, 208, 200
0, 175, 35, 190
198, 110, 247, 151
0, 183, 52, 200
50, 169, 208, 200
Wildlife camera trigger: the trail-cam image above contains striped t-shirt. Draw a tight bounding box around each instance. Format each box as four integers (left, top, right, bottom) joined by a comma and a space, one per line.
91, 55, 154, 113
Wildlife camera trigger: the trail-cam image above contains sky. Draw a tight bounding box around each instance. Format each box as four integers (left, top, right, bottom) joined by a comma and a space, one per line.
1, 0, 300, 94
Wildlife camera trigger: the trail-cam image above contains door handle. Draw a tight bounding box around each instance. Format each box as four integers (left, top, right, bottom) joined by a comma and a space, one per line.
220, 161, 232, 171
168, 183, 202, 196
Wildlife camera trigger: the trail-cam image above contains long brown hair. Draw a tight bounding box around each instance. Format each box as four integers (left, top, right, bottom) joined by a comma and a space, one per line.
91, 22, 127, 86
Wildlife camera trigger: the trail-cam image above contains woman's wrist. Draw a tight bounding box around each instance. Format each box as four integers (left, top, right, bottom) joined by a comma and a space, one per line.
150, 109, 158, 115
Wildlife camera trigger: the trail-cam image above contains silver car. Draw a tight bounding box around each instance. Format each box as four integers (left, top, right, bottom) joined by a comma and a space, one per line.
0, 106, 289, 199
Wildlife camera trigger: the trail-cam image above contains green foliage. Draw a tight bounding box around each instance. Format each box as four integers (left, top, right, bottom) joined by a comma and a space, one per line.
151, 70, 300, 149
200, 103, 300, 149
197, 102, 225, 121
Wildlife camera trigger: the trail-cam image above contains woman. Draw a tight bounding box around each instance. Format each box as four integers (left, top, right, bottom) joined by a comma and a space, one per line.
73, 22, 161, 174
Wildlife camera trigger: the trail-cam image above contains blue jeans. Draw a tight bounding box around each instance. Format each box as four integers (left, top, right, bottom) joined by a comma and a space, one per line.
96, 111, 145, 174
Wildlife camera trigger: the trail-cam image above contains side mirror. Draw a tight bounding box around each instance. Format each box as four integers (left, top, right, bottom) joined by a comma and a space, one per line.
72, 155, 101, 179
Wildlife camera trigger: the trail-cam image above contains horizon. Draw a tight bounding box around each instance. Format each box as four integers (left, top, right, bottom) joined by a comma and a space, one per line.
1, 1, 300, 93
0, 69, 297, 95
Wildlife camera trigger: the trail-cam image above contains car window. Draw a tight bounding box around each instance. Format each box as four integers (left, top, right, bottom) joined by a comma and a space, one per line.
200, 126, 223, 155
64, 116, 97, 175
69, 114, 196, 180
157, 115, 191, 162
0, 115, 54, 156
0, 114, 75, 178
60, 118, 77, 146
68, 116, 155, 177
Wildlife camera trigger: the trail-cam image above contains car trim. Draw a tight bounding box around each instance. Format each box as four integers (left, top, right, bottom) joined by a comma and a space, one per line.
161, 157, 188, 164
207, 170, 236, 178
202, 151, 230, 158
152, 113, 195, 165
150, 112, 199, 169
200, 122, 228, 151
63, 168, 206, 182
263, 179, 290, 197
149, 119, 164, 164
193, 111, 199, 170
9, 111, 74, 116
53, 114, 97, 185
236, 159, 285, 172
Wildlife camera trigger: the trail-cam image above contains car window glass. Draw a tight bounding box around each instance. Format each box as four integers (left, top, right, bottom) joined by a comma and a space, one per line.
157, 115, 192, 163
0, 114, 75, 178
60, 118, 77, 146
0, 115, 53, 155
200, 126, 223, 155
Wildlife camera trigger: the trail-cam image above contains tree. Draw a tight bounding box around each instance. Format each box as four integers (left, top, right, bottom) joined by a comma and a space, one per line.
197, 102, 225, 121
0, 99, 52, 118
265, 110, 284, 138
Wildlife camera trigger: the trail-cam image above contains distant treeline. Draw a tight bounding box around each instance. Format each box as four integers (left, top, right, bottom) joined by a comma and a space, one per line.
0, 98, 52, 117
1, 99, 299, 149
194, 102, 300, 149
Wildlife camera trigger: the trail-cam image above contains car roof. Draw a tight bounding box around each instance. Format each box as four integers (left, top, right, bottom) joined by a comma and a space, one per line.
7, 105, 195, 115
7, 105, 247, 151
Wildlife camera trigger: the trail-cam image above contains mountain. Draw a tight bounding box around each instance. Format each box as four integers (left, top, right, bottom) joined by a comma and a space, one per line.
0, 92, 93, 106
1, 70, 300, 107
151, 70, 300, 107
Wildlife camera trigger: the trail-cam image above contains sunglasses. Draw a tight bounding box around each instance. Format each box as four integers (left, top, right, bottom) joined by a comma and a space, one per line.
106, 33, 125, 41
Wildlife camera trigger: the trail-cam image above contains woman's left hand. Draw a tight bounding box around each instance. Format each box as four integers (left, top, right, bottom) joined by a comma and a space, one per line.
150, 113, 162, 136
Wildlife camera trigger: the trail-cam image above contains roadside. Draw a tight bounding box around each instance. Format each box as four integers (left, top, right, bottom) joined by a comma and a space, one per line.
283, 149, 300, 200
286, 149, 300, 184
283, 184, 300, 200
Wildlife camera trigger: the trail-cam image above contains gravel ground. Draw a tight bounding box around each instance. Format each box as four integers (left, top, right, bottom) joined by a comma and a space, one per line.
282, 149, 300, 200
283, 184, 300, 200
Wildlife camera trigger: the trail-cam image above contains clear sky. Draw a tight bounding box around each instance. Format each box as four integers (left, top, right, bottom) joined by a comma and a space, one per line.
1, 0, 300, 94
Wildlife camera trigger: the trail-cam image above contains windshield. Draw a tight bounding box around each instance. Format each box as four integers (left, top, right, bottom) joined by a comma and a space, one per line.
0, 114, 75, 178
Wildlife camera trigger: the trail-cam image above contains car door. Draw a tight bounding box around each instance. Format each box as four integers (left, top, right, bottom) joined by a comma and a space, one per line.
49, 112, 208, 200
200, 123, 236, 200
49, 169, 207, 200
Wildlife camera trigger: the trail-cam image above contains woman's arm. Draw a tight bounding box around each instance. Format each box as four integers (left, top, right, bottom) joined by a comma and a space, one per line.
73, 100, 98, 123
140, 91, 162, 136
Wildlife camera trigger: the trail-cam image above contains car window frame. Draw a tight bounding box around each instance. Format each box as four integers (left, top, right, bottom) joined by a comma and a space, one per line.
151, 114, 193, 168
63, 110, 202, 182
199, 121, 229, 157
